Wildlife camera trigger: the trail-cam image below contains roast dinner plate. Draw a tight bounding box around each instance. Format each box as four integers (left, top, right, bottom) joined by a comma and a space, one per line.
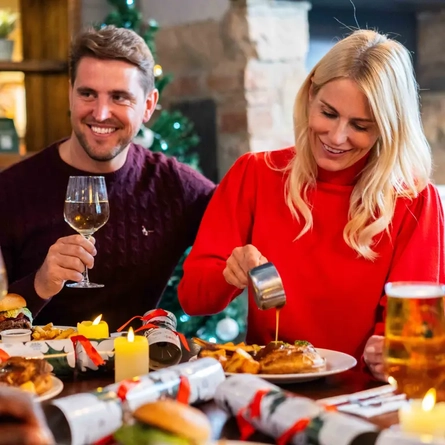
225, 348, 357, 383
36, 376, 64, 402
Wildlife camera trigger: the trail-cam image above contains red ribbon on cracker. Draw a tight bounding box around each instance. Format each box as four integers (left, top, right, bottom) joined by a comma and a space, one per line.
71, 335, 105, 367
117, 309, 170, 332
236, 388, 271, 440
276, 418, 310, 445
116, 377, 141, 402
0, 348, 9, 363
176, 375, 191, 404
135, 323, 190, 352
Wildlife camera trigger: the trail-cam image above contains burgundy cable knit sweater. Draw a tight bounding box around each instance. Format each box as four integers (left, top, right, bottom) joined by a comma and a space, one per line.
0, 141, 215, 331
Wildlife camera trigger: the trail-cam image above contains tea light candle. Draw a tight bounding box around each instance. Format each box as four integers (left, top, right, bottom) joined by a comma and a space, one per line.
114, 327, 149, 382
399, 389, 445, 437
77, 314, 109, 339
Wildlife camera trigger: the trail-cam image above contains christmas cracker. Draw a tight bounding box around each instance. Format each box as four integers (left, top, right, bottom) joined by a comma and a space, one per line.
0, 337, 115, 376
215, 373, 380, 445
44, 357, 225, 445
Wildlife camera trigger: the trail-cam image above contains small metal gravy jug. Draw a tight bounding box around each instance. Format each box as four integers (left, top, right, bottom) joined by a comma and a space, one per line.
248, 262, 286, 310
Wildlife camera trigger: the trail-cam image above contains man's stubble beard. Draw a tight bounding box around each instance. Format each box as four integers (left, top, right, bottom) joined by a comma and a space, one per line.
73, 127, 130, 162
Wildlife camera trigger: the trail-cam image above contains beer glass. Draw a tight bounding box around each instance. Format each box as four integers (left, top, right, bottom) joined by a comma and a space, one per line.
384, 282, 445, 399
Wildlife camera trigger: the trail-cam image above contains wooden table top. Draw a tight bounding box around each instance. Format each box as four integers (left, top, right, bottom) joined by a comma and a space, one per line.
54, 370, 399, 443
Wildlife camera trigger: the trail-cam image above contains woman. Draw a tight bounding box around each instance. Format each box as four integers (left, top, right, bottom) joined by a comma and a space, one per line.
178, 30, 444, 380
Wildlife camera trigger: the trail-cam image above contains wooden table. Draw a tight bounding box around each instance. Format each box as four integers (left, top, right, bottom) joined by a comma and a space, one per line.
55, 370, 399, 443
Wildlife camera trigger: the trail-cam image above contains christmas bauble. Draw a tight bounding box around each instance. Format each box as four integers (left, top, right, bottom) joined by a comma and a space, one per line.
216, 317, 239, 342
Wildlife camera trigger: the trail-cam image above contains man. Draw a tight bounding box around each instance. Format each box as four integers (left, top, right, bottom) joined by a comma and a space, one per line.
0, 387, 54, 445
0, 26, 215, 330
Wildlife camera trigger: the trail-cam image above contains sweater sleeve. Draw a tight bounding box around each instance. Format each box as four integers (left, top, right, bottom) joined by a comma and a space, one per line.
7, 271, 51, 316
0, 177, 51, 316
372, 183, 445, 336
178, 153, 258, 315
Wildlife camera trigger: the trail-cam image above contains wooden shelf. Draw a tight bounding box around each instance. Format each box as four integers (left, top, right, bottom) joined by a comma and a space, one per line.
0, 60, 68, 73
0, 153, 34, 170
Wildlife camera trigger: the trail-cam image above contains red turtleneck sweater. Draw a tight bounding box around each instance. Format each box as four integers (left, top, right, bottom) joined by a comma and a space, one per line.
178, 148, 445, 361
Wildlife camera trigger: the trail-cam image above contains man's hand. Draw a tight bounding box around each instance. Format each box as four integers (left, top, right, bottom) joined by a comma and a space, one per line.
223, 244, 268, 289
364, 335, 386, 381
34, 235, 96, 299
0, 387, 54, 445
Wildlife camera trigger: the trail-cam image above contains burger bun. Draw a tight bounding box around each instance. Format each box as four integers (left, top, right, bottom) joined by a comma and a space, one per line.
0, 294, 27, 311
134, 399, 211, 443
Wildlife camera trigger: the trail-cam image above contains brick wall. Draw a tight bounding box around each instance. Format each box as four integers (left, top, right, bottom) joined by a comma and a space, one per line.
153, 0, 310, 177
418, 10, 445, 184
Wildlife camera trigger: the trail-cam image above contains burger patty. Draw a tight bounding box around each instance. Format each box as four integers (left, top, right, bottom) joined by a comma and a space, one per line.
0, 318, 32, 332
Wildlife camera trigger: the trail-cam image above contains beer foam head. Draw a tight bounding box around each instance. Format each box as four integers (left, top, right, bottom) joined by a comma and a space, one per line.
385, 282, 445, 298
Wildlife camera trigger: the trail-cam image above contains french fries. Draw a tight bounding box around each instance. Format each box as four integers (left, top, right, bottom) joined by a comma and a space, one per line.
193, 338, 261, 374
31, 323, 76, 341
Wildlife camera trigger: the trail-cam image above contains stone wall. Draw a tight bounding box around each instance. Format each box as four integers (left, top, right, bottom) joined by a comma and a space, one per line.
418, 10, 445, 184
81, 0, 111, 26
154, 0, 310, 178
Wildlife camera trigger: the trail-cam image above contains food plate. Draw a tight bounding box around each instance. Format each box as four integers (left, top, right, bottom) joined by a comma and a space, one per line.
35, 325, 75, 330
225, 348, 357, 383
36, 376, 64, 402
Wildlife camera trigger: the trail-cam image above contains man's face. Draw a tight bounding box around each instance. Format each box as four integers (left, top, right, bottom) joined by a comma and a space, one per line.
69, 57, 157, 162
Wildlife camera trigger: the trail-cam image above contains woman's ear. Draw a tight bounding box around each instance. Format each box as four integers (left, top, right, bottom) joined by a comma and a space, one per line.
308, 77, 316, 104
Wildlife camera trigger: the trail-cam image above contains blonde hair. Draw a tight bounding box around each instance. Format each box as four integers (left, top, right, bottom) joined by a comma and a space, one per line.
284, 29, 431, 260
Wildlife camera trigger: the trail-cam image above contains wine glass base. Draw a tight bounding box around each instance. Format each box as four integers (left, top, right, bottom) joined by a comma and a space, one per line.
66, 282, 104, 289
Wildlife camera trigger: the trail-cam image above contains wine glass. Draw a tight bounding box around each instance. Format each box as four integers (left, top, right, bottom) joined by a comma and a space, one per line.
64, 176, 110, 288
0, 247, 7, 301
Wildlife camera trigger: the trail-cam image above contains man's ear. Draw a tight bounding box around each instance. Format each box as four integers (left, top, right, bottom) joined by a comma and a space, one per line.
68, 80, 73, 110
143, 89, 159, 123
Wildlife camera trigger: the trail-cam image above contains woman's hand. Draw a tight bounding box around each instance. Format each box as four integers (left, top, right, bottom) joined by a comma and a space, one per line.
223, 244, 268, 289
0, 387, 54, 445
363, 335, 386, 381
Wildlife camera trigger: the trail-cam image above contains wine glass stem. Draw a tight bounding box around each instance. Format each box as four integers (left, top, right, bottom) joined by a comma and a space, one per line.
83, 235, 92, 285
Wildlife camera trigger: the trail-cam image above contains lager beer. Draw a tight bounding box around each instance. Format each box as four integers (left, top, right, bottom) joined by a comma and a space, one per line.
384, 282, 445, 399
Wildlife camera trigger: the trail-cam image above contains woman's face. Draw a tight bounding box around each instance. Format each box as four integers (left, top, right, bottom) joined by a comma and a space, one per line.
308, 78, 380, 172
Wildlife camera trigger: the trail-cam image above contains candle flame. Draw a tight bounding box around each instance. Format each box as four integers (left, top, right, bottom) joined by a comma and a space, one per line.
127, 327, 135, 343
388, 376, 397, 389
422, 388, 436, 412
92, 314, 102, 325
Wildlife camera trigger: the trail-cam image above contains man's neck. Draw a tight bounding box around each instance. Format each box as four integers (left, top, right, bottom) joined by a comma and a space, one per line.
58, 137, 129, 174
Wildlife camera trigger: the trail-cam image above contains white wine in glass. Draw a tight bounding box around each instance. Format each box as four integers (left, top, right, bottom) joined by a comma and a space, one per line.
0, 247, 7, 301
64, 176, 110, 288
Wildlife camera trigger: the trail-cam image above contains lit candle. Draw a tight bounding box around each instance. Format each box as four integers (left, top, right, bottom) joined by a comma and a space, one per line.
77, 314, 109, 339
399, 388, 445, 437
114, 327, 149, 382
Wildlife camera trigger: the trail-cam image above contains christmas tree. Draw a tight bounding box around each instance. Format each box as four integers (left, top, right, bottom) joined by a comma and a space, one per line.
101, 0, 247, 343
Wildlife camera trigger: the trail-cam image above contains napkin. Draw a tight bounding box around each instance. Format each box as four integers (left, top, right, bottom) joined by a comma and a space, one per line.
317, 384, 407, 418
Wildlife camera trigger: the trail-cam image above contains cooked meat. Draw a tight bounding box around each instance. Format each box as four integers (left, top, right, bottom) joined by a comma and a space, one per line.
0, 318, 32, 332
0, 357, 53, 394
257, 341, 326, 374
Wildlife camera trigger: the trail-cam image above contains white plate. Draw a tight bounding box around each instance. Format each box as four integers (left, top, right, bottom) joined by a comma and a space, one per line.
35, 325, 75, 330
36, 376, 64, 402
225, 348, 357, 383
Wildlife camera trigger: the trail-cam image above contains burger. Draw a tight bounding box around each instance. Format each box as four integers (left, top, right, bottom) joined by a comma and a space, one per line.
0, 293, 33, 331
114, 399, 212, 445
